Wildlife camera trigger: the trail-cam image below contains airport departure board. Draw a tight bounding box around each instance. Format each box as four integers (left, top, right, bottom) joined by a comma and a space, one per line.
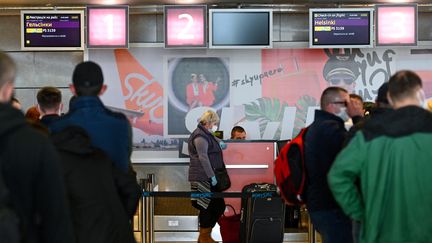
310, 9, 373, 48
21, 11, 84, 50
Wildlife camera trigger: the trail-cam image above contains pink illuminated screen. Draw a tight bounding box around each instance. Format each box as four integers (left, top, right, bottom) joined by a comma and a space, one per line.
377, 6, 416, 45
165, 7, 206, 47
88, 7, 127, 47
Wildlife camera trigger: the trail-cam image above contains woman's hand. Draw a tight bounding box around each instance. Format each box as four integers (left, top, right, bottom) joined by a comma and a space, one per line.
211, 176, 218, 186
219, 141, 227, 150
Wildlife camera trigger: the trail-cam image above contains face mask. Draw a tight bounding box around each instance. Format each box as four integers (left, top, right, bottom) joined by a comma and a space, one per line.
335, 107, 350, 122
209, 125, 218, 133
417, 89, 427, 108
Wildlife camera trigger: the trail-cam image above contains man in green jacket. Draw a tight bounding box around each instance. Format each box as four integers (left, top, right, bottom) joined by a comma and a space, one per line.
328, 70, 432, 243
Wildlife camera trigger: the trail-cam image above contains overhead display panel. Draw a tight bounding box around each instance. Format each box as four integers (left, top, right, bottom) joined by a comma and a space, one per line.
21, 10, 84, 51
87, 5, 129, 48
164, 5, 207, 48
309, 8, 374, 48
376, 4, 417, 46
209, 9, 273, 49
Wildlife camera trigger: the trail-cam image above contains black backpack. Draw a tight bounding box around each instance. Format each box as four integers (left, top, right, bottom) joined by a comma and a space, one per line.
0, 130, 21, 243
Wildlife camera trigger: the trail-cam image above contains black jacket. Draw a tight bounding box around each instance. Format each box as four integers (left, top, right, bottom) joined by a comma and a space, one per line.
40, 114, 60, 127
51, 126, 140, 243
304, 110, 347, 212
344, 107, 392, 146
0, 103, 74, 243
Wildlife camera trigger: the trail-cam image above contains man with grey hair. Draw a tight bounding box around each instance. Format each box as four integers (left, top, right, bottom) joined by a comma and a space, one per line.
0, 52, 74, 243
304, 86, 363, 243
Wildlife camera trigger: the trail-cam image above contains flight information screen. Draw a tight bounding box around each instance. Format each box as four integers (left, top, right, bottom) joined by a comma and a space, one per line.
22, 11, 83, 49
310, 10, 372, 47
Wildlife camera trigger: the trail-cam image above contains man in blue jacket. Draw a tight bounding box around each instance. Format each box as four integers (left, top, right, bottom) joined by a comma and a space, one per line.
50, 61, 132, 172
304, 86, 363, 243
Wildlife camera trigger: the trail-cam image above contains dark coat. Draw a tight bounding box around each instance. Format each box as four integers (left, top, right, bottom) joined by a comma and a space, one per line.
51, 126, 141, 243
304, 110, 347, 212
0, 103, 74, 243
49, 96, 132, 172
40, 114, 60, 127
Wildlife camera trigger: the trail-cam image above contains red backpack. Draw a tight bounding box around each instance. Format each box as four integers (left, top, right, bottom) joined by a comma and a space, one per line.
274, 127, 308, 205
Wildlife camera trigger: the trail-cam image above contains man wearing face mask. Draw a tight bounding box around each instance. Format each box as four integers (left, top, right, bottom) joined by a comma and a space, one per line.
328, 70, 432, 243
303, 87, 363, 243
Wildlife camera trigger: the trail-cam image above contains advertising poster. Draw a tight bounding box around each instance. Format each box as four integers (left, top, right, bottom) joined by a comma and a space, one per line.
88, 47, 432, 151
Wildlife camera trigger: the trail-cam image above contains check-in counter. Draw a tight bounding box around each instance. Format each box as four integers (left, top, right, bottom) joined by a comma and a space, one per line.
131, 140, 310, 243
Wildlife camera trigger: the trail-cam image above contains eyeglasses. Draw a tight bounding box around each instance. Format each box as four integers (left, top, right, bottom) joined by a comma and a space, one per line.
331, 101, 348, 106
329, 78, 355, 85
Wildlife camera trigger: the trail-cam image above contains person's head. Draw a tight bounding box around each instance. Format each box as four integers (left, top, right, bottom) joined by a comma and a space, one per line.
387, 70, 423, 109
375, 82, 391, 108
323, 56, 359, 93
25, 106, 41, 122
11, 96, 21, 110
349, 94, 363, 104
198, 110, 220, 131
191, 73, 198, 83
231, 126, 246, 140
350, 93, 364, 113
70, 61, 106, 97
199, 74, 207, 82
0, 52, 16, 103
37, 86, 63, 116
320, 86, 350, 121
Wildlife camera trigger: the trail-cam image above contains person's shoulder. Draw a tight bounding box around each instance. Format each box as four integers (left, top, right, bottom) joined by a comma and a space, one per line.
319, 118, 344, 132
13, 124, 54, 150
103, 107, 129, 122
48, 113, 73, 131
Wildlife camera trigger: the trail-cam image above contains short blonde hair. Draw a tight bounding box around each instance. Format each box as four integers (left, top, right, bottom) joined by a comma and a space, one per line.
199, 110, 219, 126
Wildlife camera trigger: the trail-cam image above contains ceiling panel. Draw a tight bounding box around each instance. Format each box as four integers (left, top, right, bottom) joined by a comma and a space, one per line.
0, 0, 428, 7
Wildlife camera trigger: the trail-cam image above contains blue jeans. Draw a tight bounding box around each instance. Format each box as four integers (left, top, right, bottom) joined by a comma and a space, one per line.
309, 209, 353, 243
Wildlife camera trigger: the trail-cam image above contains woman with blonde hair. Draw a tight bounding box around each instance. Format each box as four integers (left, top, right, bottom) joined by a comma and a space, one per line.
188, 110, 227, 243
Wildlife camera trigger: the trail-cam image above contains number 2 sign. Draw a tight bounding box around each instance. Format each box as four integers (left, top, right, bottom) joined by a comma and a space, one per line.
164, 5, 207, 48
87, 5, 129, 48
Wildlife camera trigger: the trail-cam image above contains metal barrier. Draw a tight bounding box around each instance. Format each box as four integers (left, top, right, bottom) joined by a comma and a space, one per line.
142, 174, 155, 243
141, 173, 317, 243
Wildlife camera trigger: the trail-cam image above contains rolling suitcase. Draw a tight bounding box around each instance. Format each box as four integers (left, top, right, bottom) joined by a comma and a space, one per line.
240, 183, 285, 243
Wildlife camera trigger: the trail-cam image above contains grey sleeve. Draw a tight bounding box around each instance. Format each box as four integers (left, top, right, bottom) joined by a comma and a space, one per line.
194, 137, 215, 178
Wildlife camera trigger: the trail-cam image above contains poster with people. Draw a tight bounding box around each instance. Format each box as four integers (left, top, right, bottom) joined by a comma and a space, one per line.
166, 57, 230, 137
88, 47, 432, 151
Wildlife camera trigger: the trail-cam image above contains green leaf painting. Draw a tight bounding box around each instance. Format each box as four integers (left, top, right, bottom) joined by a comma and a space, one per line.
293, 95, 318, 137
244, 97, 288, 139
244, 96, 318, 139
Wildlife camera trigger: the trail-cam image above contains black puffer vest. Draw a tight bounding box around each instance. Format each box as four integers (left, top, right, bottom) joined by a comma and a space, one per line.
188, 124, 225, 181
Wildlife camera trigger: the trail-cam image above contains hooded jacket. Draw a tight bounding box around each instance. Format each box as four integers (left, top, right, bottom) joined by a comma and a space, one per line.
329, 106, 432, 243
0, 103, 74, 243
51, 126, 141, 243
